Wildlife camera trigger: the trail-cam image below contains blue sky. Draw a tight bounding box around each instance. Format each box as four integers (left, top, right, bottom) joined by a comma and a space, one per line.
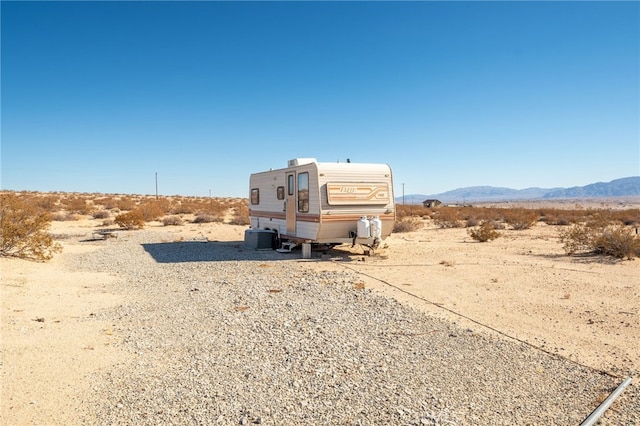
2, 1, 638, 198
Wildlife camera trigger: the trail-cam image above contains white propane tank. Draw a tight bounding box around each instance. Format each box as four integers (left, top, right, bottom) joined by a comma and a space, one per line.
357, 216, 371, 238
370, 215, 382, 239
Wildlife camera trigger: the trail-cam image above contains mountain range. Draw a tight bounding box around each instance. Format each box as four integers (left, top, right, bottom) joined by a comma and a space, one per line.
396, 176, 640, 204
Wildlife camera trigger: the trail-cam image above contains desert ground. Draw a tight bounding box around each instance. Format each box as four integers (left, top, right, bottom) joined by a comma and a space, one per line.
1, 203, 638, 424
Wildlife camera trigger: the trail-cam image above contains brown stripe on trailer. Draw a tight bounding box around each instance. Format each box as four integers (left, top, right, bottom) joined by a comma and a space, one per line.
320, 213, 395, 222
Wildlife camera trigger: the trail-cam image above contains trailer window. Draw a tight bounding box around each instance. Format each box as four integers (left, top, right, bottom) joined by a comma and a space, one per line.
288, 174, 294, 196
298, 172, 309, 213
277, 186, 285, 200
251, 188, 259, 205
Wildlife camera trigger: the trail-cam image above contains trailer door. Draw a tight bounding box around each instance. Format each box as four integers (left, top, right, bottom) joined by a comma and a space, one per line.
286, 172, 296, 235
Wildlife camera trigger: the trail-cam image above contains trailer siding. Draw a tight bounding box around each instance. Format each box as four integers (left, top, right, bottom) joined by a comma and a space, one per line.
249, 159, 395, 244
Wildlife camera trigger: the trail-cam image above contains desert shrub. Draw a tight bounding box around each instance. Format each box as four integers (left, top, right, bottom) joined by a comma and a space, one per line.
396, 205, 431, 219
460, 207, 496, 225
62, 196, 92, 215
33, 194, 60, 212
468, 222, 500, 242
175, 197, 220, 215
584, 210, 613, 229
114, 211, 145, 230
395, 205, 410, 219
51, 212, 68, 221
543, 215, 571, 226
162, 215, 184, 226
51, 212, 82, 221
558, 224, 592, 255
611, 209, 640, 227
0, 193, 62, 260
229, 215, 250, 226
137, 201, 166, 222
393, 217, 422, 233
432, 207, 465, 228
227, 198, 249, 212
92, 210, 110, 219
560, 223, 640, 259
94, 196, 118, 210
198, 199, 227, 216
593, 226, 640, 259
115, 197, 136, 211
491, 220, 506, 230
170, 201, 196, 215
229, 202, 250, 225
192, 214, 221, 224
466, 217, 480, 227
153, 198, 172, 215
535, 208, 583, 226
503, 208, 538, 230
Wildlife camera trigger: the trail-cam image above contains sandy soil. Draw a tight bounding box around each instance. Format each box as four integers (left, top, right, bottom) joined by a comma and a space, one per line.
1, 215, 638, 425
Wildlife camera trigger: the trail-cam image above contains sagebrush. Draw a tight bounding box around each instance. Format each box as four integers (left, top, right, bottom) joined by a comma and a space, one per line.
468, 222, 501, 242
559, 223, 640, 259
0, 193, 62, 260
393, 217, 423, 233
162, 215, 184, 226
114, 211, 145, 230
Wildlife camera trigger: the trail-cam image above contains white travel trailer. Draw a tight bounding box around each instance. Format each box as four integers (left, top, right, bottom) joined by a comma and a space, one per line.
247, 158, 395, 251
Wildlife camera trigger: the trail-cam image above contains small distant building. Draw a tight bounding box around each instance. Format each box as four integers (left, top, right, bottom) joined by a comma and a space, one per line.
422, 199, 442, 208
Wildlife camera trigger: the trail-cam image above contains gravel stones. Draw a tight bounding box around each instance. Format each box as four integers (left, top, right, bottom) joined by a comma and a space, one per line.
71, 230, 637, 425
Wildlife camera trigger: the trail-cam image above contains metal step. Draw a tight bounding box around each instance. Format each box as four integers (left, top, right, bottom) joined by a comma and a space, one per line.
276, 242, 298, 253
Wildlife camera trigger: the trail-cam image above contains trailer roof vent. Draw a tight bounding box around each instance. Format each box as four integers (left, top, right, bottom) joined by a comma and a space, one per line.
288, 158, 317, 167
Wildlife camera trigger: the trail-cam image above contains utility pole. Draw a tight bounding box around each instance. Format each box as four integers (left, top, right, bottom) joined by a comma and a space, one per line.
402, 183, 405, 206
155, 172, 158, 200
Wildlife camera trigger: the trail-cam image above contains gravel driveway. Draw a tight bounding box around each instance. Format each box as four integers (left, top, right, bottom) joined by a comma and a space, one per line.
72, 229, 637, 425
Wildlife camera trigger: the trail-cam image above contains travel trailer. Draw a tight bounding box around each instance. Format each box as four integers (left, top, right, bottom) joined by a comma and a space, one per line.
247, 158, 395, 252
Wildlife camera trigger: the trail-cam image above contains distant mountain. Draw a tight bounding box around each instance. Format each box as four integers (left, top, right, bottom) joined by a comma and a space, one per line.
396, 176, 640, 204
543, 177, 640, 199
